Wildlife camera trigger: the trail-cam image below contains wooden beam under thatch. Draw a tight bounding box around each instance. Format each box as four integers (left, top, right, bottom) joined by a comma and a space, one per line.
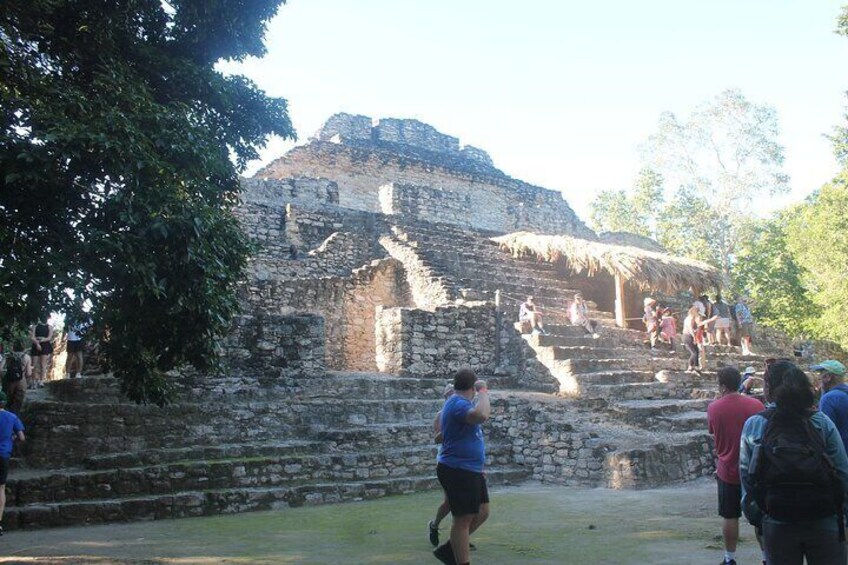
493, 232, 722, 294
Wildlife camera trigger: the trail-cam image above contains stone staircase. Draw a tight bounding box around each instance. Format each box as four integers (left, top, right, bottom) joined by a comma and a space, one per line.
4, 372, 528, 530
388, 221, 609, 323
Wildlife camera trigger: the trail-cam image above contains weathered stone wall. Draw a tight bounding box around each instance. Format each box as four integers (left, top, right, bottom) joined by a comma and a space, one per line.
245, 259, 411, 371
240, 177, 339, 208
257, 140, 594, 239
375, 303, 497, 376
235, 202, 387, 280
249, 232, 379, 281
223, 313, 326, 375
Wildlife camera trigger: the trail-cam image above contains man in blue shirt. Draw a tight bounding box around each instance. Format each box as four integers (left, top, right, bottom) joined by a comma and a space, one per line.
0, 390, 25, 536
433, 368, 491, 565
815, 360, 848, 450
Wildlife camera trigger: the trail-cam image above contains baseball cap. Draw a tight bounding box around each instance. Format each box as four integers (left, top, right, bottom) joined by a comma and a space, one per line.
811, 360, 847, 377
743, 366, 756, 376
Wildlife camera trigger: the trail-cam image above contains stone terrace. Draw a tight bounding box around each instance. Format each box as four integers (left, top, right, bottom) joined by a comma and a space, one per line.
6, 114, 793, 530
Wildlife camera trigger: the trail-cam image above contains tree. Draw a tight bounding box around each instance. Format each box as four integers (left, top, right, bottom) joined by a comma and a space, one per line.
589, 168, 664, 237
732, 211, 819, 337
1, 1, 294, 404
640, 89, 790, 275
785, 179, 848, 350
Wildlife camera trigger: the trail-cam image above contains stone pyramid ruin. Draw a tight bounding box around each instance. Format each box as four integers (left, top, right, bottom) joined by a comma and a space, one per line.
6, 113, 811, 530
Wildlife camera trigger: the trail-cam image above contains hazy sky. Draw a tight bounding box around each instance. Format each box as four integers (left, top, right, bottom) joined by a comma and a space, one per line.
220, 1, 848, 220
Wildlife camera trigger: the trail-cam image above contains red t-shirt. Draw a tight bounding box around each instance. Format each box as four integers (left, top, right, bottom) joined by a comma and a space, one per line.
707, 393, 765, 484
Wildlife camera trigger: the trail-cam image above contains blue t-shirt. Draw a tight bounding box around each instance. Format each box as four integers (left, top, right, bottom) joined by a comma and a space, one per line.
0, 410, 24, 459
820, 385, 848, 451
437, 395, 485, 473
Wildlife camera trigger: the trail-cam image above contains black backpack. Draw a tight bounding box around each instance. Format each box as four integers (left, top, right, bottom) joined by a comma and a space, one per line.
747, 408, 845, 537
4, 353, 23, 383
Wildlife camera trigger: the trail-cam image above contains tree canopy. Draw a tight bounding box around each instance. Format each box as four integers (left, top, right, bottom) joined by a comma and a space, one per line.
1, 0, 294, 403
591, 89, 790, 278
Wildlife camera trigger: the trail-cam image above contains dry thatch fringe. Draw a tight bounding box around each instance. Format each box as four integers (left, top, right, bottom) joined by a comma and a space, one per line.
493, 232, 722, 294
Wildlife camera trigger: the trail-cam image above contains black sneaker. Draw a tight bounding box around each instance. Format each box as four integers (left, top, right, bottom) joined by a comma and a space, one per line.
433, 542, 457, 565
721, 560, 737, 565
428, 520, 439, 547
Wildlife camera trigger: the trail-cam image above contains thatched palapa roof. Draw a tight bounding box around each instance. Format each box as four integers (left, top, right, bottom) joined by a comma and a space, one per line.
493, 232, 722, 294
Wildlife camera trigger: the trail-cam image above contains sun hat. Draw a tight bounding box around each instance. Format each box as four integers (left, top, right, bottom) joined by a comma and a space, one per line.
743, 366, 756, 376
810, 360, 847, 377
643, 297, 657, 306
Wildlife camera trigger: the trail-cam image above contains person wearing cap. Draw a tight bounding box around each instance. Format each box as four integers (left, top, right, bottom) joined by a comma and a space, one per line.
738, 366, 762, 396
814, 360, 848, 450
0, 390, 25, 536
569, 293, 600, 339
433, 368, 491, 565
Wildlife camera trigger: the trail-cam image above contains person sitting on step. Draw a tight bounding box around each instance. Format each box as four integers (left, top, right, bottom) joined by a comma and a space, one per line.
569, 293, 599, 339
519, 296, 548, 335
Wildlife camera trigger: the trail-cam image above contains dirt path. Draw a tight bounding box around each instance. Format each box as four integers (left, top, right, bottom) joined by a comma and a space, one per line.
0, 478, 762, 564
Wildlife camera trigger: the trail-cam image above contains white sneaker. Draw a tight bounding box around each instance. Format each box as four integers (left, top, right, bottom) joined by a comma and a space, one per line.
592, 333, 600, 339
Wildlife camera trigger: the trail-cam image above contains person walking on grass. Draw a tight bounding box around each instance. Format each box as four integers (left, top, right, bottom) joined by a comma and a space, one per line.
707, 366, 765, 565
0, 390, 25, 536
433, 369, 491, 565
741, 361, 848, 565
429, 384, 476, 552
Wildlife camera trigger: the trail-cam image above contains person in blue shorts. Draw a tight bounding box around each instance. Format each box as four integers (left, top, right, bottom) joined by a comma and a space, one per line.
0, 390, 25, 536
433, 368, 490, 565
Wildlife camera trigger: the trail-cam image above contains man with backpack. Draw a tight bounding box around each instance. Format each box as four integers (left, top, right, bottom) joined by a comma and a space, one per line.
2, 340, 31, 415
707, 366, 765, 565
740, 360, 848, 565
814, 360, 848, 450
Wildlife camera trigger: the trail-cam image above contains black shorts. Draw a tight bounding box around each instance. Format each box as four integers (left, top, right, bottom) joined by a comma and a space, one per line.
717, 477, 742, 519
67, 340, 83, 353
437, 463, 489, 517
0, 457, 9, 485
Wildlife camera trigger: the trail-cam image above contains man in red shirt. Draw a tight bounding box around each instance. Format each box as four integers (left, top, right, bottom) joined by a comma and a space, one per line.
707, 366, 765, 565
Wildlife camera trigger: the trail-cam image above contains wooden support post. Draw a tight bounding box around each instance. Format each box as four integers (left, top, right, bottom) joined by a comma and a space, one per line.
614, 273, 627, 328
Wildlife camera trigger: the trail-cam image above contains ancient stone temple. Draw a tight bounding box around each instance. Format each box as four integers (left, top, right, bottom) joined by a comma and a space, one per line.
5, 113, 790, 529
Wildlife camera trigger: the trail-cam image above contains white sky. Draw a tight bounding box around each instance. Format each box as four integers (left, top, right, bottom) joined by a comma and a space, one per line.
220, 0, 848, 220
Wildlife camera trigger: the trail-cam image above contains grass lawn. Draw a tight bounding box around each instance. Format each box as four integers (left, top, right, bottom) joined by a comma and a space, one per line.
0, 478, 763, 564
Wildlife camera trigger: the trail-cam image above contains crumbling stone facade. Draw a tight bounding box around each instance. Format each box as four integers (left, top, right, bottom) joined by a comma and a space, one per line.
12, 111, 835, 532
258, 114, 594, 238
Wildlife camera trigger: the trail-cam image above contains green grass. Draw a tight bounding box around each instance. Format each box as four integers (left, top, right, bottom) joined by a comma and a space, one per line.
0, 480, 764, 564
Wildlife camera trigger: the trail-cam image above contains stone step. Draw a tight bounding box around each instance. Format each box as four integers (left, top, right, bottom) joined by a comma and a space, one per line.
22, 399, 445, 468
3, 466, 530, 531
540, 346, 658, 361
605, 432, 714, 489
610, 398, 710, 419
9, 442, 516, 506
558, 369, 657, 386
580, 382, 677, 402
655, 410, 710, 432
553, 357, 682, 373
